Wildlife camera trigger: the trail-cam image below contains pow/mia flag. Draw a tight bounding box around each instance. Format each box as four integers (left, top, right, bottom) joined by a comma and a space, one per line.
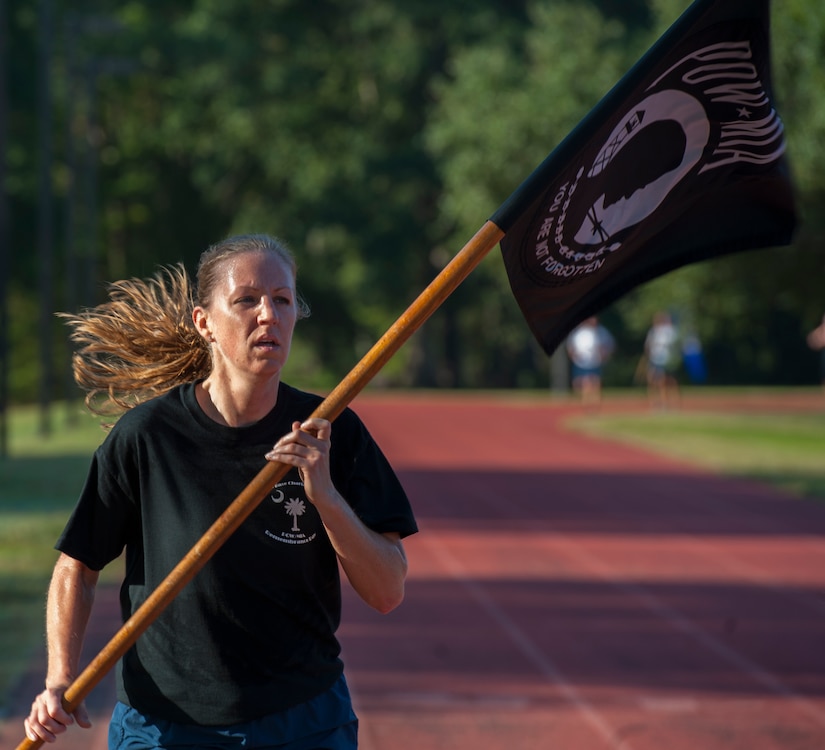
493, 0, 796, 356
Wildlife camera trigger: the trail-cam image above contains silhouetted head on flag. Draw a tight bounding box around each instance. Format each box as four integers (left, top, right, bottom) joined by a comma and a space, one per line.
493, 0, 797, 356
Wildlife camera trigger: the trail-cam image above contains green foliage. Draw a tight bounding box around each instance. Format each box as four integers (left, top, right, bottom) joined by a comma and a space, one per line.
4, 0, 825, 398
426, 1, 643, 386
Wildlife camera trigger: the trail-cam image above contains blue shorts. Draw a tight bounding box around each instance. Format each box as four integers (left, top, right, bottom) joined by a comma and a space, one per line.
108, 674, 358, 749
572, 364, 600, 380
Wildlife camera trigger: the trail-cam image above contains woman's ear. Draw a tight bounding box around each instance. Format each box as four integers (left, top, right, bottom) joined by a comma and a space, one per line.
192, 306, 214, 343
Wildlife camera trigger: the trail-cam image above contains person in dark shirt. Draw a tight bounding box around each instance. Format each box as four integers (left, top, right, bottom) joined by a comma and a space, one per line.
24, 234, 417, 749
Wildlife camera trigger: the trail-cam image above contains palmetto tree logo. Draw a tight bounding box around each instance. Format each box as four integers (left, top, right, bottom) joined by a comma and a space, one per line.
284, 497, 307, 532
267, 485, 316, 545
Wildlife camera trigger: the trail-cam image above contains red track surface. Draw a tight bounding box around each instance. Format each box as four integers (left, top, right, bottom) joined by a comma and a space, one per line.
3, 391, 825, 750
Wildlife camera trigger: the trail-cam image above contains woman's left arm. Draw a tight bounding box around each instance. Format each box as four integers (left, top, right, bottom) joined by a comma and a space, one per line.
266, 418, 408, 614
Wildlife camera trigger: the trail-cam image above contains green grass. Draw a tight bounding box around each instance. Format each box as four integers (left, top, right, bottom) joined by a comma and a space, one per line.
0, 402, 108, 714
568, 409, 825, 500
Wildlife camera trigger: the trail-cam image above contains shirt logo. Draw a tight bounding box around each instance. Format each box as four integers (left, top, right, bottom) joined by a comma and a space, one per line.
264, 481, 318, 545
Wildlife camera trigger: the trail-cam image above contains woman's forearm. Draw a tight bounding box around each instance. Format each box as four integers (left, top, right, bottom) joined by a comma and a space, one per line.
45, 553, 99, 689
318, 495, 408, 614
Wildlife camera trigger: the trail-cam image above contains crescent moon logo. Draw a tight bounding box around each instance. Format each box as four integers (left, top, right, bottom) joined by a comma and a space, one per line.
270, 489, 285, 504
574, 89, 709, 246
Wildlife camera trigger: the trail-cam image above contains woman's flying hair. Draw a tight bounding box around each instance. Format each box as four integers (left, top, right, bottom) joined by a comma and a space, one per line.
61, 234, 309, 417
60, 263, 209, 416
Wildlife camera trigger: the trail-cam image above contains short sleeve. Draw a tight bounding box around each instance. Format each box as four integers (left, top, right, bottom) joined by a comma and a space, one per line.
56, 447, 138, 571
333, 410, 418, 539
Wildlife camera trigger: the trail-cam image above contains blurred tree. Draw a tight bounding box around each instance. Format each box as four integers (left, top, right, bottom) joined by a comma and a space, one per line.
0, 0, 9, 453
4, 0, 824, 401
426, 1, 642, 386
91, 0, 531, 387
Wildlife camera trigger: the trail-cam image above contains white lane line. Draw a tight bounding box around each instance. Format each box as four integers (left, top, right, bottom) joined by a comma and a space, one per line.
424, 535, 635, 750
463, 475, 825, 728
672, 534, 825, 617
544, 529, 825, 729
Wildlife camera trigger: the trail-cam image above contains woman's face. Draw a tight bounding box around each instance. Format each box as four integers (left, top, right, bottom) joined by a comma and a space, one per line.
193, 250, 299, 382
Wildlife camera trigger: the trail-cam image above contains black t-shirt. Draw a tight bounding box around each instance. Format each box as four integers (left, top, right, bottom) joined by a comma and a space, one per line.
57, 382, 417, 725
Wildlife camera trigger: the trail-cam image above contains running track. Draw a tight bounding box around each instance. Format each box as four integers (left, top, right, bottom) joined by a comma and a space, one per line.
3, 392, 825, 750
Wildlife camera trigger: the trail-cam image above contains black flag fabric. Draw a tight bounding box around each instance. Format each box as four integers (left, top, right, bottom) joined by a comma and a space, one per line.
493, 0, 796, 356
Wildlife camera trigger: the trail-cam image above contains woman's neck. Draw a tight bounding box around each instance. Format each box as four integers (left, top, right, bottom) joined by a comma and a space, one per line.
196, 376, 280, 427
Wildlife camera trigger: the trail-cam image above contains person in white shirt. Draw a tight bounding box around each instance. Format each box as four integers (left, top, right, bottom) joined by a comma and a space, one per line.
566, 316, 615, 405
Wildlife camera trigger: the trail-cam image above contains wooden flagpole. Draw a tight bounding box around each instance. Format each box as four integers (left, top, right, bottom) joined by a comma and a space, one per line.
17, 219, 504, 750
